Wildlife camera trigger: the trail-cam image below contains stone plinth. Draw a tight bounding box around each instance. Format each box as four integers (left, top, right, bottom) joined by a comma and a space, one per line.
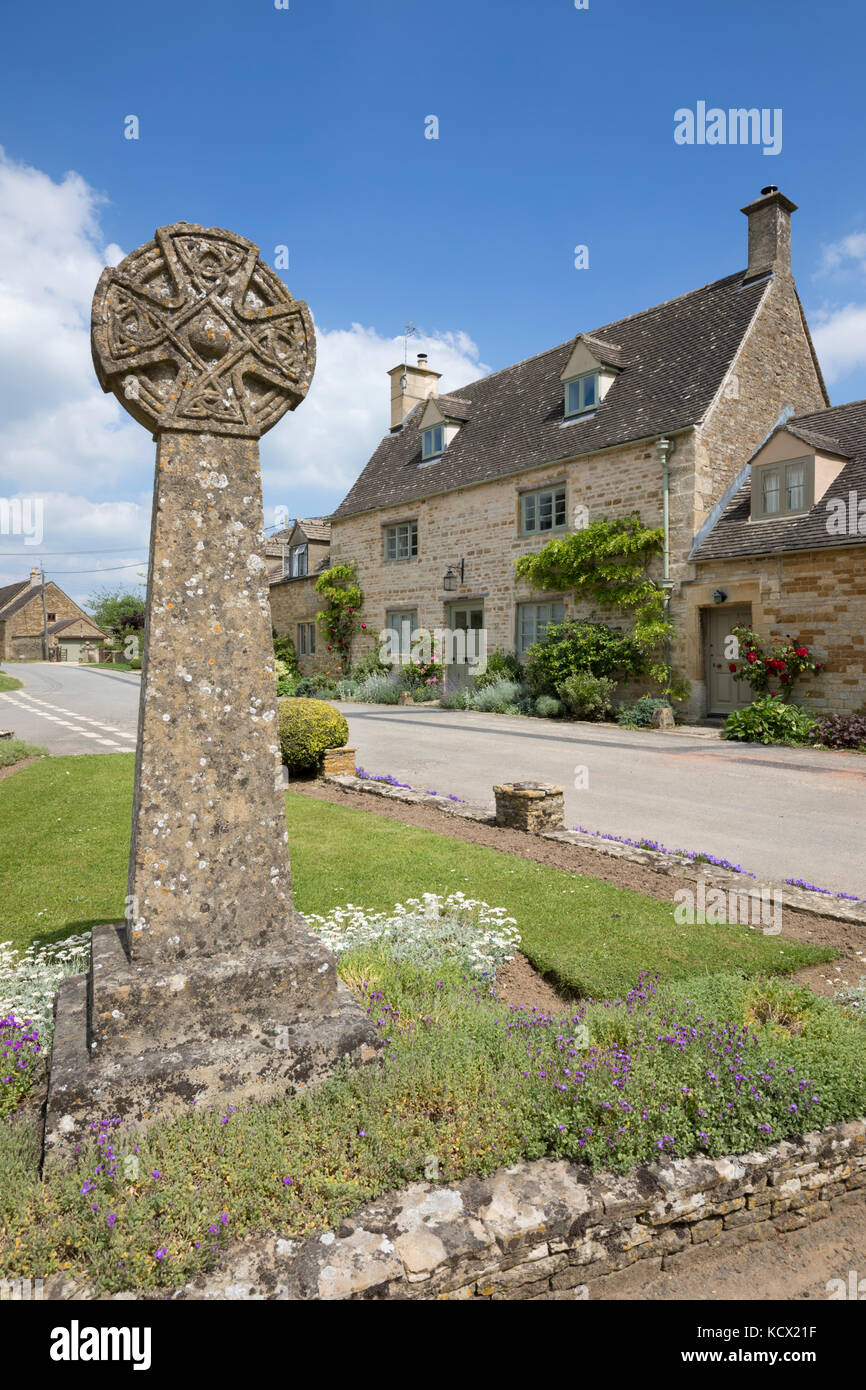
44, 224, 377, 1162
321, 745, 356, 777
650, 706, 676, 729
493, 782, 564, 833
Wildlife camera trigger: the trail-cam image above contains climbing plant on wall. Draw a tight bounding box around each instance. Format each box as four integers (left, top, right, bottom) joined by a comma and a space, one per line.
315, 563, 366, 673
515, 515, 679, 690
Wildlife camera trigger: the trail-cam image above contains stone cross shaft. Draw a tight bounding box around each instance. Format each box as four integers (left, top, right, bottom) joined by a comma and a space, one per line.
44, 223, 375, 1163
91, 223, 315, 963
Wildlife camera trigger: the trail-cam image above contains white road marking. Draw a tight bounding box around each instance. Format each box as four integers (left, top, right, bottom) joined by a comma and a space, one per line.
0, 691, 136, 752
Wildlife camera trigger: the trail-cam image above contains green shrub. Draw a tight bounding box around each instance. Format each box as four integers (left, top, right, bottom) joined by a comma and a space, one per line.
357, 672, 401, 704
439, 686, 472, 710
534, 694, 563, 719
557, 672, 616, 721
277, 698, 349, 772
525, 620, 643, 696
350, 650, 389, 682
128, 656, 142, 670
723, 696, 818, 746
472, 649, 524, 691
616, 696, 673, 728
468, 678, 523, 714
273, 632, 299, 674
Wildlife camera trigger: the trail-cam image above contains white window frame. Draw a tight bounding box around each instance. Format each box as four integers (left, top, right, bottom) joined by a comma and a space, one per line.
517, 601, 565, 658
384, 521, 419, 561
520, 484, 567, 536
421, 424, 444, 460
564, 372, 599, 419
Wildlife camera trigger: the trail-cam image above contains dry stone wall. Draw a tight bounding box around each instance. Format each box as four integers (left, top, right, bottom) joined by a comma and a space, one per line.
173, 1119, 866, 1300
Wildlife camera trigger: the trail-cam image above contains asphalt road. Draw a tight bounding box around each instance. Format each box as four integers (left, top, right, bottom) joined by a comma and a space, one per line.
1, 667, 864, 898
0, 662, 139, 754
334, 702, 866, 899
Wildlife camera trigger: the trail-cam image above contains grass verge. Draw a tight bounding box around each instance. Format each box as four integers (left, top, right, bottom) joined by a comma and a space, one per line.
0, 757, 831, 991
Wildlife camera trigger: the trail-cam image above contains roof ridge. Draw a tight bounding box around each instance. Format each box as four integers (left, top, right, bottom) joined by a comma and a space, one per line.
443, 268, 750, 399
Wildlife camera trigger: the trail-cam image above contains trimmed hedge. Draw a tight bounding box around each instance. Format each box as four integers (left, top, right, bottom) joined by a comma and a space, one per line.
278, 697, 349, 773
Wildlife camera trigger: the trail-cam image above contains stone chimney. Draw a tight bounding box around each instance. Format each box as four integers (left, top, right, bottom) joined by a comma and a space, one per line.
30, 567, 41, 587
741, 186, 797, 280
387, 353, 441, 431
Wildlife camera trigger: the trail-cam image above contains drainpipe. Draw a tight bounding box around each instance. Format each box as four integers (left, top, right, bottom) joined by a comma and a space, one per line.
656, 436, 676, 684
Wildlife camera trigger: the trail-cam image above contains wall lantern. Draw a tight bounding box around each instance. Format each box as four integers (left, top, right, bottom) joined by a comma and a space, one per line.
713, 588, 728, 604
443, 559, 465, 592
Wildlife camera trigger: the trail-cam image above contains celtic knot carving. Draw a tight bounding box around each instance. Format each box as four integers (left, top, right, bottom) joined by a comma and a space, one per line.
91, 223, 316, 437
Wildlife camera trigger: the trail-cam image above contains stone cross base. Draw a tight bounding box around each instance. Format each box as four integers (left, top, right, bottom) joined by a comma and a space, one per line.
493, 782, 565, 833
44, 916, 378, 1164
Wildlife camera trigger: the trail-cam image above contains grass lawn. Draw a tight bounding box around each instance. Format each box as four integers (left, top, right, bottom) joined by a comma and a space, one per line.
0, 673, 23, 692
0, 755, 832, 994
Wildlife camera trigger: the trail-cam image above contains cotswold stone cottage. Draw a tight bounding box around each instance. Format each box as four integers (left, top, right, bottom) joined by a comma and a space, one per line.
267, 518, 334, 671
0, 569, 107, 662
278, 188, 864, 715
690, 403, 866, 713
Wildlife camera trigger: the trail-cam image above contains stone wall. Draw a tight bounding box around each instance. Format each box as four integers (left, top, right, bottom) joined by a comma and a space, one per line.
174, 1118, 866, 1300
269, 575, 336, 676
328, 434, 690, 667
686, 545, 866, 713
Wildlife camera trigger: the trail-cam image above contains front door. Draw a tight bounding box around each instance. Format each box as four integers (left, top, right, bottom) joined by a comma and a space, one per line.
705, 604, 753, 715
446, 602, 484, 690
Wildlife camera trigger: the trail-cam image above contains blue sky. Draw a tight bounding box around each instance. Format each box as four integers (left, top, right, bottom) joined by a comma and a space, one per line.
1, 0, 865, 600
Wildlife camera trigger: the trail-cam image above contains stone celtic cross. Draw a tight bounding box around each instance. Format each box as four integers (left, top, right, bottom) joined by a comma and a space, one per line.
45, 225, 374, 1160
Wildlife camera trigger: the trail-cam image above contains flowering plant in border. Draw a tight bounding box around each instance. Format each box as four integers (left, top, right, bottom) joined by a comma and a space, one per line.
730, 625, 821, 697
306, 892, 520, 976
1, 1016, 43, 1117
0, 931, 90, 1041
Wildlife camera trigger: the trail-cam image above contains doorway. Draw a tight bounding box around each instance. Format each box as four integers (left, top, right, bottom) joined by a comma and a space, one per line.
704, 604, 753, 715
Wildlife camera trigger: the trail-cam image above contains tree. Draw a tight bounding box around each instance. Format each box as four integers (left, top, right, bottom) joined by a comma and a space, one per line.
87, 584, 146, 638
314, 563, 366, 673
515, 515, 675, 688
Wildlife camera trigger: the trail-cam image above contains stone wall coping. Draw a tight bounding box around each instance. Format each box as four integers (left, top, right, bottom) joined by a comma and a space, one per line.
162, 1116, 866, 1301
324, 774, 866, 924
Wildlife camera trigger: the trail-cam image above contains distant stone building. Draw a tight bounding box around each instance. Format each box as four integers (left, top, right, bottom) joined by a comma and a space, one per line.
323, 188, 866, 717
0, 569, 108, 662
267, 519, 334, 673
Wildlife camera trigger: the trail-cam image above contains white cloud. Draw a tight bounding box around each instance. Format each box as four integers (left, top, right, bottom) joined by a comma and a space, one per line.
260, 323, 490, 514
815, 231, 866, 278
811, 302, 866, 385
0, 149, 491, 602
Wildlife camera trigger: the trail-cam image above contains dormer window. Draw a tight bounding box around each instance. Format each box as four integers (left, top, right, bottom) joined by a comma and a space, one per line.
422, 425, 444, 461
564, 372, 599, 419
753, 457, 813, 520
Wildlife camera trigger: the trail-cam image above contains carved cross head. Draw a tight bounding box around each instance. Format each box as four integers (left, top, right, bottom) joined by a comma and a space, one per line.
91, 223, 316, 438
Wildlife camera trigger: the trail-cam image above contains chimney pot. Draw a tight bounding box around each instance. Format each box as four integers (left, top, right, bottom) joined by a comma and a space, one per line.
741, 187, 797, 280
417, 352, 427, 366
30, 567, 40, 587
